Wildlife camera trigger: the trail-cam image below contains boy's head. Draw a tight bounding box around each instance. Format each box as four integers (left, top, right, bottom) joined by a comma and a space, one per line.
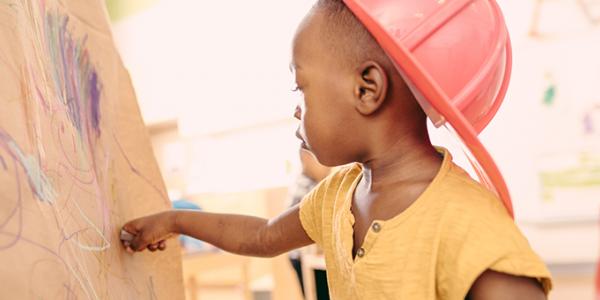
292, 0, 428, 166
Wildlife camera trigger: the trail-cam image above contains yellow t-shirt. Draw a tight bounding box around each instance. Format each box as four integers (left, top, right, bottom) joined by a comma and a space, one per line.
299, 148, 552, 300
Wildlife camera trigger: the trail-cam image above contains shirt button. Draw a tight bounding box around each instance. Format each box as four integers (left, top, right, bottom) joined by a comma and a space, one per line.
356, 248, 365, 258
372, 222, 381, 233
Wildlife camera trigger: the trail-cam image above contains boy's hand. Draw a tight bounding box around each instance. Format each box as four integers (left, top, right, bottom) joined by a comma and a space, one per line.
120, 211, 177, 253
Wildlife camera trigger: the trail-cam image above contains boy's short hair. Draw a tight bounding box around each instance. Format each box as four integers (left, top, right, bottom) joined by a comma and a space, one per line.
314, 0, 391, 71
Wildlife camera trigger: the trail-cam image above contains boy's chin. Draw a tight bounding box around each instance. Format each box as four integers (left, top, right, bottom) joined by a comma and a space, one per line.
300, 141, 309, 150
309, 152, 340, 168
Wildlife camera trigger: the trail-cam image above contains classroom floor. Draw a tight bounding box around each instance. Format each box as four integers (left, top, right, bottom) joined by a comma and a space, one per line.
189, 289, 247, 300
184, 273, 595, 300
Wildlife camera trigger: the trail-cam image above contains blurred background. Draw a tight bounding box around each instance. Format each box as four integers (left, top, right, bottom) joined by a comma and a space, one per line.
106, 0, 600, 299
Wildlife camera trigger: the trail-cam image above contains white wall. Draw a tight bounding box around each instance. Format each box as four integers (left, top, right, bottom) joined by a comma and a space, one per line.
112, 0, 314, 132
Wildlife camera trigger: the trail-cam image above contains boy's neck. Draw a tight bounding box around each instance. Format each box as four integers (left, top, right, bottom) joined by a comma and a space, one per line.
359, 137, 442, 193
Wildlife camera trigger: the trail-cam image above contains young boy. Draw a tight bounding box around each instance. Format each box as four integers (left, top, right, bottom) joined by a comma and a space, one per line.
121, 1, 552, 299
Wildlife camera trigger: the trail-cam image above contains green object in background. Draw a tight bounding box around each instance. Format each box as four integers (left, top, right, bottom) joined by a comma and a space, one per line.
541, 72, 556, 106
542, 83, 556, 106
105, 0, 161, 22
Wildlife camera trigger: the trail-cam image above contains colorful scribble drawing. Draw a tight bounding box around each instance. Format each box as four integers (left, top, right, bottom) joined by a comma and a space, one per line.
539, 152, 600, 200
0, 0, 182, 298
537, 104, 600, 220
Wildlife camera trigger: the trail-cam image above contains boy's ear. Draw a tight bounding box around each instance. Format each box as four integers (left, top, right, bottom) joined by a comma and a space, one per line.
354, 61, 388, 116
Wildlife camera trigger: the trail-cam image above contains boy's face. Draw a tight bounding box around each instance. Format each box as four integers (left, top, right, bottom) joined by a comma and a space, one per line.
291, 11, 362, 166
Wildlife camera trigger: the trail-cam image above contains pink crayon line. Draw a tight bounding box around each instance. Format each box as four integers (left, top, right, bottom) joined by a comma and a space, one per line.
0, 230, 69, 270
62, 283, 78, 300
49, 112, 93, 175
0, 163, 23, 250
34, 77, 51, 112
113, 133, 169, 205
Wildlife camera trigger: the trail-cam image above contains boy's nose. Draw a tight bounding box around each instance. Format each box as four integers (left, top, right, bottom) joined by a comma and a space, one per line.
294, 105, 302, 120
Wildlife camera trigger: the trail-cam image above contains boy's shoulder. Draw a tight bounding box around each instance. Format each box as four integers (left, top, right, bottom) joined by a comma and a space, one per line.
436, 160, 511, 219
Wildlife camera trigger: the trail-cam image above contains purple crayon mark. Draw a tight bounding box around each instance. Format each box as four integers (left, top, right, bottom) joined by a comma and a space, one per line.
44, 12, 102, 138
584, 113, 593, 135
0, 155, 6, 170
89, 71, 101, 133
583, 105, 600, 135
0, 165, 23, 250
113, 133, 169, 205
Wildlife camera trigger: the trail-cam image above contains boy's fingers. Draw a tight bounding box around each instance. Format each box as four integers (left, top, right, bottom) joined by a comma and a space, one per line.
133, 242, 146, 252
130, 233, 149, 251
121, 223, 139, 235
158, 241, 166, 251
148, 243, 159, 251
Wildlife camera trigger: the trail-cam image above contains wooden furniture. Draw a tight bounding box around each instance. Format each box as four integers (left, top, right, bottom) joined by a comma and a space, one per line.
300, 252, 326, 300
182, 251, 252, 300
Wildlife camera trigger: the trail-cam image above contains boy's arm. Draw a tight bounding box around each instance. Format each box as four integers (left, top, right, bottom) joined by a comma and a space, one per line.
121, 205, 314, 257
467, 270, 546, 300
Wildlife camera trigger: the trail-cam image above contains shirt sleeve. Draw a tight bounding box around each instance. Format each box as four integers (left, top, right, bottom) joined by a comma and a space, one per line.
298, 179, 326, 246
436, 198, 553, 299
